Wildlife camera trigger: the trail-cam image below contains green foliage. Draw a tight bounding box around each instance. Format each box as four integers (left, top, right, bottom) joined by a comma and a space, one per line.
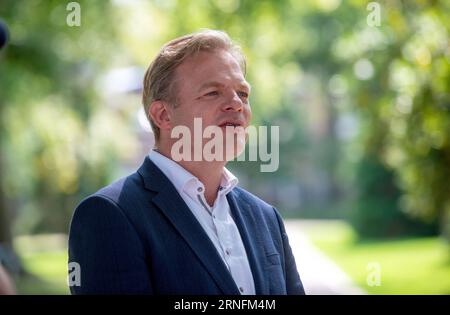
351, 154, 438, 238
337, 1, 450, 240
0, 0, 137, 234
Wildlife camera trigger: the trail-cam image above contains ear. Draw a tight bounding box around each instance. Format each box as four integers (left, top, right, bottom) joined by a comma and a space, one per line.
148, 100, 172, 131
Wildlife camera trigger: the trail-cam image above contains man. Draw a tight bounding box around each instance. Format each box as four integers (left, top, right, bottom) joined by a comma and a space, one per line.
68, 29, 305, 295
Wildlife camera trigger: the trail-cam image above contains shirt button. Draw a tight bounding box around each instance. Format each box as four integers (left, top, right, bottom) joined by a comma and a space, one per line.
225, 249, 231, 255
239, 287, 244, 293
197, 187, 203, 192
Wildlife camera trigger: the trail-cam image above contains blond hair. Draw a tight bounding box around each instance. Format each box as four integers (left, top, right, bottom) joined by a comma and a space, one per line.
142, 29, 246, 140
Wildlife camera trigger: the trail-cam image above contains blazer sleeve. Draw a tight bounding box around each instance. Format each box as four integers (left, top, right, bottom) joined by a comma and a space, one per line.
273, 207, 306, 295
68, 195, 153, 294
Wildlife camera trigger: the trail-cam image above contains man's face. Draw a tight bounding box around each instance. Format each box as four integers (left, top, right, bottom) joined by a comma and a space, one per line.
168, 49, 252, 160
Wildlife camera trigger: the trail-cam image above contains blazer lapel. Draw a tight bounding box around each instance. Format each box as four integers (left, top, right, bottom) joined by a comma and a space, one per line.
138, 157, 240, 295
227, 190, 268, 295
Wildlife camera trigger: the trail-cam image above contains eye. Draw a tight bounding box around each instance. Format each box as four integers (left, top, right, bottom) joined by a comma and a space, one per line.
204, 91, 219, 97
237, 91, 249, 99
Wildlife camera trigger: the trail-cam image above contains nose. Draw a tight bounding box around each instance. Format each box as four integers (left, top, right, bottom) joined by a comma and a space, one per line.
222, 91, 243, 112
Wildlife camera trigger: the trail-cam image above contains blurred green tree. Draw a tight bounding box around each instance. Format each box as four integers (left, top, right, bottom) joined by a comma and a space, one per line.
0, 0, 136, 273
334, 1, 449, 239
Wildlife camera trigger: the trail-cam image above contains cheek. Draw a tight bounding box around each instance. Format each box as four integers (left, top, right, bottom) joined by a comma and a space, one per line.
170, 112, 183, 126
245, 105, 252, 122
174, 109, 207, 129
194, 107, 217, 120
172, 107, 194, 123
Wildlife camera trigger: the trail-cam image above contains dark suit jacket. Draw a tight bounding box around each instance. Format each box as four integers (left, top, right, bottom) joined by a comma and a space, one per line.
68, 157, 305, 295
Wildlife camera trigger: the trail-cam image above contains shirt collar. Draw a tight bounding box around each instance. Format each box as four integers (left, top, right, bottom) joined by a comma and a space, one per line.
148, 149, 238, 196
220, 167, 239, 195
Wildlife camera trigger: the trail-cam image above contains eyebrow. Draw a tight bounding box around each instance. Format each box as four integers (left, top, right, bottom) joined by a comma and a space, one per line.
197, 81, 251, 93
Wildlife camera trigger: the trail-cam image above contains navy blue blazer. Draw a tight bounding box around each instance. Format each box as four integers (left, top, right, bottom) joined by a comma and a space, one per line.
68, 157, 305, 295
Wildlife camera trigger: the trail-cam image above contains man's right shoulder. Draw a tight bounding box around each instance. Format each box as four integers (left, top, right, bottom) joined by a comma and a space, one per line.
97, 172, 143, 201
74, 171, 146, 215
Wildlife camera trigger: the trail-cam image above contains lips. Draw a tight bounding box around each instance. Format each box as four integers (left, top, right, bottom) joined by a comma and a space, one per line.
218, 120, 244, 128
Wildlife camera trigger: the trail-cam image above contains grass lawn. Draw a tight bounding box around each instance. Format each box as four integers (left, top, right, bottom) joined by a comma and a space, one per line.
301, 220, 450, 295
13, 234, 69, 295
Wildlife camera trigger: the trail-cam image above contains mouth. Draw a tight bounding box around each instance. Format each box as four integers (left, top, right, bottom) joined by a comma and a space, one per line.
219, 121, 244, 128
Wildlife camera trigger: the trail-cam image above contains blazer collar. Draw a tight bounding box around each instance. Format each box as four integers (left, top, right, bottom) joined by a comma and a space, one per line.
137, 156, 240, 295
137, 156, 269, 295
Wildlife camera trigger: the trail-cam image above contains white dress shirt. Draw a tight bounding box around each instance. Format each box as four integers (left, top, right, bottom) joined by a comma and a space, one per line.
149, 149, 256, 295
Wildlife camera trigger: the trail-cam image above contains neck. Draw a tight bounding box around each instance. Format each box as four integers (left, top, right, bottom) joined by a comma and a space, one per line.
155, 144, 226, 207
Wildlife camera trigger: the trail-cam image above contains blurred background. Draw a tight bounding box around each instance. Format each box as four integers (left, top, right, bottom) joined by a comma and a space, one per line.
0, 0, 449, 294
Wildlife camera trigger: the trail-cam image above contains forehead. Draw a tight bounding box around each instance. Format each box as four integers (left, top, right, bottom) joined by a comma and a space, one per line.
175, 49, 248, 91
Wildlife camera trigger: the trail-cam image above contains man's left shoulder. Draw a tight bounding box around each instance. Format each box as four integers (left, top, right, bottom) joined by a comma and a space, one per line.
230, 186, 281, 220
